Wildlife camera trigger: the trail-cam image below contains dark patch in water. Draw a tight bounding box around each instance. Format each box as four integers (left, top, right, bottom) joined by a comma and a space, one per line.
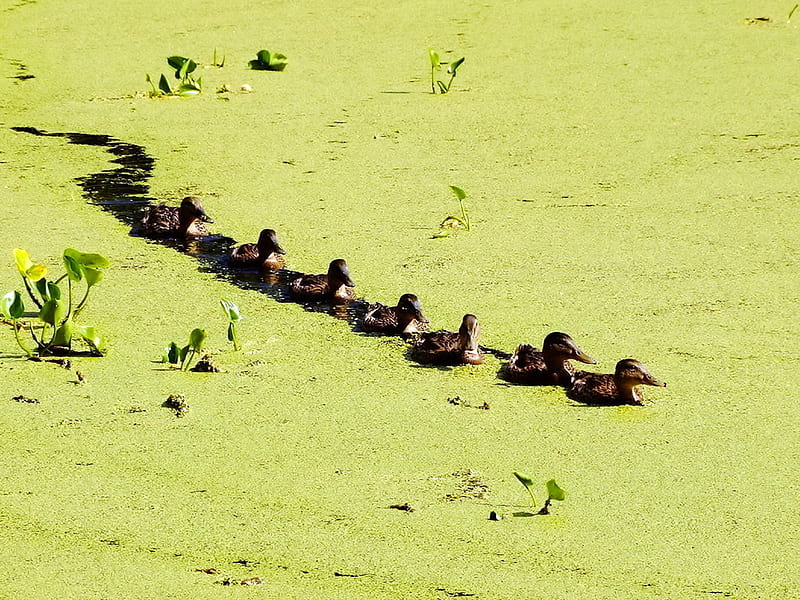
10, 126, 374, 332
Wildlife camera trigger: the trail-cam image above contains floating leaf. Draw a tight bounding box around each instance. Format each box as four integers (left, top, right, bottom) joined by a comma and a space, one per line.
39, 296, 66, 326
1, 291, 24, 320
52, 319, 74, 347
448, 56, 465, 76
546, 479, 566, 502
83, 267, 104, 288
166, 341, 181, 364
177, 83, 201, 96
76, 325, 105, 354
428, 49, 440, 68
220, 299, 241, 322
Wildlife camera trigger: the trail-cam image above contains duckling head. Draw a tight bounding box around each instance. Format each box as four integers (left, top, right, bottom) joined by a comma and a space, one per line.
542, 331, 596, 385
458, 314, 482, 363
615, 358, 666, 389
327, 259, 355, 288
257, 229, 286, 256
179, 196, 214, 224
398, 293, 428, 323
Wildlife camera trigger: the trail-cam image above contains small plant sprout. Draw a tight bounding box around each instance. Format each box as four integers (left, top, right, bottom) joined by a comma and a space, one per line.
513, 472, 538, 507
210, 48, 225, 68
513, 473, 567, 515
248, 49, 288, 71
146, 56, 202, 97
3, 248, 109, 357
220, 299, 242, 351
168, 328, 207, 371
539, 479, 566, 515
433, 185, 471, 238
428, 50, 465, 94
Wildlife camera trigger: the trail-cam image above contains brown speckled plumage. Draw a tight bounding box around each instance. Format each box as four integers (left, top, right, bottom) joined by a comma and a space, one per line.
568, 359, 666, 405
363, 293, 428, 335
410, 314, 483, 365
502, 332, 595, 387
289, 258, 356, 303
139, 196, 213, 239
230, 229, 286, 270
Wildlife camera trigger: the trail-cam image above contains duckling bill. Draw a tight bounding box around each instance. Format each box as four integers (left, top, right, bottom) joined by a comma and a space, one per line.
230, 228, 286, 270
289, 258, 356, 303
139, 196, 213, 239
568, 358, 666, 405
410, 314, 483, 365
363, 293, 429, 335
502, 332, 595, 387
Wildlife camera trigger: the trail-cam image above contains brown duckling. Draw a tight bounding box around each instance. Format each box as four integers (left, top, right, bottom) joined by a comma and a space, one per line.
363, 293, 429, 335
502, 332, 596, 387
567, 358, 666, 405
289, 258, 356, 303
139, 196, 213, 239
410, 314, 483, 365
230, 229, 286, 270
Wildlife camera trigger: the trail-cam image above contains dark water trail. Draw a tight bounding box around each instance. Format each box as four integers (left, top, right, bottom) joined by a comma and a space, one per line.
10, 126, 374, 332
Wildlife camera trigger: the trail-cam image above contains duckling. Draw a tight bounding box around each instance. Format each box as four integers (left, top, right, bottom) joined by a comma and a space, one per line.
139, 196, 213, 239
410, 314, 483, 365
363, 293, 429, 335
502, 332, 596, 387
567, 358, 666, 405
289, 259, 355, 303
230, 229, 286, 270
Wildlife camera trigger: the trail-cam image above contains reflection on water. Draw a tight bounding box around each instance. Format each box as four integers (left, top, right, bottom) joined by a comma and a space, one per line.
11, 126, 372, 330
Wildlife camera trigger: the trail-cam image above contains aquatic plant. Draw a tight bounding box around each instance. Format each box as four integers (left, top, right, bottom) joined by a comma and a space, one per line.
2, 248, 108, 357
433, 185, 471, 238
513, 473, 566, 514
146, 56, 203, 97
210, 48, 225, 68
220, 299, 242, 351
428, 50, 465, 94
248, 49, 288, 71
163, 328, 208, 371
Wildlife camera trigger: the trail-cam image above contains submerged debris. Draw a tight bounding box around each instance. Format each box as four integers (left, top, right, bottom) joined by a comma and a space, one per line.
191, 354, 220, 373
447, 396, 489, 410
163, 393, 188, 417
445, 470, 490, 501
12, 394, 40, 404
217, 576, 263, 586
388, 502, 415, 512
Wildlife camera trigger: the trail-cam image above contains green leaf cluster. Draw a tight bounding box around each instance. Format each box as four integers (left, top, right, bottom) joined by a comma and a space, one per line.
249, 49, 288, 71
513, 472, 567, 511
3, 248, 109, 357
163, 328, 207, 371
428, 50, 465, 94
220, 299, 242, 351
146, 55, 203, 97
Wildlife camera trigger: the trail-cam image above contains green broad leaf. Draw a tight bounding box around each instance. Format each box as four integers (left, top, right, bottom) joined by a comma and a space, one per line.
66, 250, 109, 269
179, 344, 190, 362
177, 84, 201, 96
35, 278, 49, 300
46, 282, 62, 301
269, 53, 288, 70
13, 248, 32, 276
449, 185, 467, 201
167, 341, 180, 364
83, 267, 104, 288
546, 479, 566, 501
428, 49, 440, 68
1, 291, 24, 319
256, 50, 271, 64
220, 299, 241, 322
26, 264, 48, 281
52, 319, 74, 347
431, 230, 452, 239
39, 297, 67, 326
513, 471, 537, 506
227, 322, 235, 342
248, 59, 264, 70
448, 56, 465, 75
158, 74, 172, 95
189, 328, 207, 351
62, 253, 83, 282
76, 325, 105, 354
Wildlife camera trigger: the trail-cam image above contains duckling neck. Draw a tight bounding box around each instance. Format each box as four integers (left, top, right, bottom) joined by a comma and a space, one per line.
543, 354, 572, 386
614, 378, 642, 404
331, 282, 351, 300
397, 309, 419, 333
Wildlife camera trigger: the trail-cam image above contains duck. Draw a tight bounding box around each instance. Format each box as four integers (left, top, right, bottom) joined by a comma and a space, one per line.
229, 229, 286, 270
288, 258, 355, 303
410, 314, 483, 365
567, 358, 666, 405
502, 332, 596, 387
362, 293, 429, 335
139, 196, 213, 239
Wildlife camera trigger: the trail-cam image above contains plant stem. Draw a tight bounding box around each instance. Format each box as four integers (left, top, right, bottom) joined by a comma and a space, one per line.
12, 321, 33, 357
789, 3, 799, 22
74, 286, 91, 317
538, 498, 552, 515
23, 278, 42, 309
431, 64, 437, 94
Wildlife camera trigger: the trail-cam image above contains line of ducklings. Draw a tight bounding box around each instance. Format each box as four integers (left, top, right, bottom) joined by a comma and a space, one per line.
139, 197, 667, 406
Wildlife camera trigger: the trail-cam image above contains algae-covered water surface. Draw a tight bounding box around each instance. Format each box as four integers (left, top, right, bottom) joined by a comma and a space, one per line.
2, 1, 799, 598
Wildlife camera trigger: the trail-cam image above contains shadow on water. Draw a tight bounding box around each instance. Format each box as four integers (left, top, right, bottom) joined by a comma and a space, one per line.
10, 126, 374, 331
